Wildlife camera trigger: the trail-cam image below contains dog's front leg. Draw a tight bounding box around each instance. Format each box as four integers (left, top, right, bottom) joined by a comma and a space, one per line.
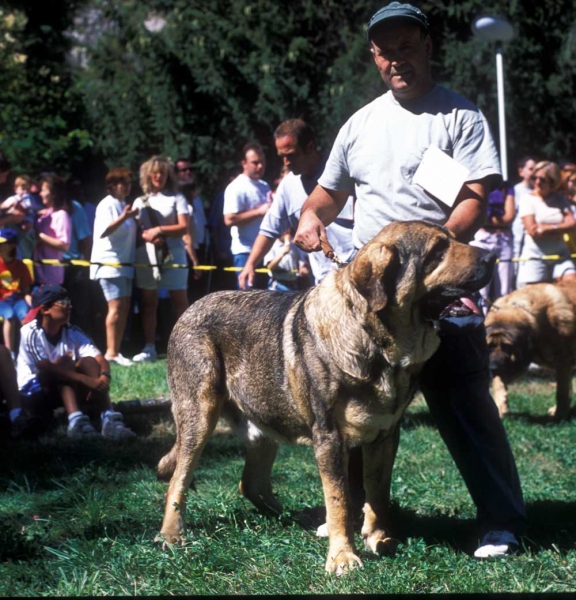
312, 426, 363, 575
491, 375, 510, 418
549, 363, 573, 420
361, 428, 400, 556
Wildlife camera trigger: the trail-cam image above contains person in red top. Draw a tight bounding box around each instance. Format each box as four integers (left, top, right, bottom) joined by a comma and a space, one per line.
0, 228, 32, 358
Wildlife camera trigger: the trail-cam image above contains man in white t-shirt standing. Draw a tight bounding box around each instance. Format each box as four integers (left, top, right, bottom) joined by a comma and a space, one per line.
295, 2, 525, 558
223, 143, 271, 288
238, 119, 355, 290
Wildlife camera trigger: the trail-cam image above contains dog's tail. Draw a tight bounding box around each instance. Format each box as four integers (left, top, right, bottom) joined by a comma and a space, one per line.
157, 443, 178, 481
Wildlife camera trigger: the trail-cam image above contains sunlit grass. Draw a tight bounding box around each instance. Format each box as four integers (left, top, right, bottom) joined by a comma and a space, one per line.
1, 364, 575, 595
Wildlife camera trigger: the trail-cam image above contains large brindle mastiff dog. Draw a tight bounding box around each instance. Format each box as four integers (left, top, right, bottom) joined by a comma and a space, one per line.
485, 281, 576, 420
157, 221, 495, 574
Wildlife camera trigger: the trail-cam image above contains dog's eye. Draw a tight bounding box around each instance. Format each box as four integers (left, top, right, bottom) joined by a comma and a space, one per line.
424, 239, 448, 269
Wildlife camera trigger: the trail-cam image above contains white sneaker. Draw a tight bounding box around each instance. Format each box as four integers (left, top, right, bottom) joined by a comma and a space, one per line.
474, 530, 519, 558
316, 522, 329, 537
132, 346, 158, 363
105, 353, 134, 367
101, 411, 137, 441
67, 415, 101, 440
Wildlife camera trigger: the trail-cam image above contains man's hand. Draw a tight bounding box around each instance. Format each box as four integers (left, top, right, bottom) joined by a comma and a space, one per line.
238, 263, 255, 290
294, 210, 326, 253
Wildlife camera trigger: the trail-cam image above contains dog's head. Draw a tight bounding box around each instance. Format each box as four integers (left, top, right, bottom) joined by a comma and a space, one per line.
345, 221, 495, 319
484, 308, 534, 382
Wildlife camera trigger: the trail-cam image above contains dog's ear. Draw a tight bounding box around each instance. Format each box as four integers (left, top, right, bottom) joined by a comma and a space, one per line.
350, 244, 396, 312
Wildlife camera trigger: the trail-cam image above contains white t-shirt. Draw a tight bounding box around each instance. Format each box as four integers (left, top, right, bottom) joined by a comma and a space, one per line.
260, 171, 356, 283
264, 239, 309, 283
186, 196, 207, 248
518, 192, 573, 258
90, 194, 137, 279
319, 84, 502, 248
133, 191, 189, 265
17, 320, 101, 389
223, 174, 271, 255
512, 182, 532, 253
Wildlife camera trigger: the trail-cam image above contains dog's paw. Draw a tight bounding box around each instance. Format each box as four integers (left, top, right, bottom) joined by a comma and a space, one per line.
155, 529, 184, 547
547, 405, 570, 421
363, 532, 399, 556
325, 547, 363, 576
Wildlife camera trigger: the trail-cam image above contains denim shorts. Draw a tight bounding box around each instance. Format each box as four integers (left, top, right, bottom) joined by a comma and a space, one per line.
98, 276, 133, 301
0, 296, 30, 321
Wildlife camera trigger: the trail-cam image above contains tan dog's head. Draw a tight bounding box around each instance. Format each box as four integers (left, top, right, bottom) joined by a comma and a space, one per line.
345, 221, 495, 318
485, 308, 534, 382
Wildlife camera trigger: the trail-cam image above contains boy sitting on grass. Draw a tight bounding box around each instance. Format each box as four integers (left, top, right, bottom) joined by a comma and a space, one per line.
16, 284, 136, 440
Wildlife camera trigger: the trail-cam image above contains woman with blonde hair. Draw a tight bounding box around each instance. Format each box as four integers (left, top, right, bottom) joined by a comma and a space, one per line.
516, 160, 576, 287
132, 156, 189, 362
90, 167, 138, 366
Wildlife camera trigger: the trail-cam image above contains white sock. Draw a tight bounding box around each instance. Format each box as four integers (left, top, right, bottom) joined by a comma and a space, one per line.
68, 411, 83, 424
143, 343, 156, 351
9, 408, 22, 422
101, 409, 116, 422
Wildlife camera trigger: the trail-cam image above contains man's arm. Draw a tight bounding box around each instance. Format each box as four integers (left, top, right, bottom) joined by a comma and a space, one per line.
223, 201, 270, 227
294, 185, 349, 252
238, 233, 276, 290
444, 180, 489, 243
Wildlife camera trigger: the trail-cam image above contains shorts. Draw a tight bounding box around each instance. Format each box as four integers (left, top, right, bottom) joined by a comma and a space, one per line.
98, 276, 133, 301
20, 377, 62, 414
135, 263, 188, 291
516, 255, 576, 287
0, 296, 30, 321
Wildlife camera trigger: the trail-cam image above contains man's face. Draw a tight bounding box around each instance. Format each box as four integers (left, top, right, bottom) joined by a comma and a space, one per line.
43, 297, 72, 324
370, 23, 432, 101
242, 150, 265, 180
175, 161, 195, 185
275, 135, 314, 176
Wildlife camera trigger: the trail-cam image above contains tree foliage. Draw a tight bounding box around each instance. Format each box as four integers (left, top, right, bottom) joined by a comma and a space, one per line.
0, 0, 575, 195
0, 1, 92, 175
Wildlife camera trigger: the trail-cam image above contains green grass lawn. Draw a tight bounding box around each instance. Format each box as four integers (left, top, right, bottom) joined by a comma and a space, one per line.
1, 361, 575, 595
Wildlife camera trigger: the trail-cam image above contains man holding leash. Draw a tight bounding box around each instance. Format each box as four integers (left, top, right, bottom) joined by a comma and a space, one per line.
238, 119, 355, 289
295, 1, 526, 557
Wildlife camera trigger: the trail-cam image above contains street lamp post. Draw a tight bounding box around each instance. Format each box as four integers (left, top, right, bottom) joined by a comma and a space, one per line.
472, 15, 515, 182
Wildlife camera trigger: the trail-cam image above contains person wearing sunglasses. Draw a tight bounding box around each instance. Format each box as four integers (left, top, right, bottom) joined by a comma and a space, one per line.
516, 160, 576, 288
15, 284, 136, 440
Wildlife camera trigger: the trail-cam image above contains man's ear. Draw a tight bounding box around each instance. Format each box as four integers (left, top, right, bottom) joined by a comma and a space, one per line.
425, 35, 433, 58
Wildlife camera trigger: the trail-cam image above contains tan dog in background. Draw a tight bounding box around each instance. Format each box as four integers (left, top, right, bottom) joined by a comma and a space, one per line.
485, 281, 576, 420
157, 221, 495, 574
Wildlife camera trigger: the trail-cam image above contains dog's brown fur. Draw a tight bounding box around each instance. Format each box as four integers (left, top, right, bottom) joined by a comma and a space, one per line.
157, 221, 494, 574
485, 281, 576, 420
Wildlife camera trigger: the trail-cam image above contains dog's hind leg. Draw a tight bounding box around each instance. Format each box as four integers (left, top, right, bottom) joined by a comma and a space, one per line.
159, 388, 222, 545
157, 444, 178, 481
238, 422, 283, 514
361, 428, 400, 557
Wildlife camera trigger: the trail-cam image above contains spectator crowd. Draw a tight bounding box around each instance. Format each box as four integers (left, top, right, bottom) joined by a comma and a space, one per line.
1, 125, 576, 442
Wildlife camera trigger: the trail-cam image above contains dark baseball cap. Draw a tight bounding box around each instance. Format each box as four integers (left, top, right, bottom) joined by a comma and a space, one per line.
0, 228, 18, 244
22, 284, 70, 324
31, 284, 69, 308
367, 2, 430, 40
